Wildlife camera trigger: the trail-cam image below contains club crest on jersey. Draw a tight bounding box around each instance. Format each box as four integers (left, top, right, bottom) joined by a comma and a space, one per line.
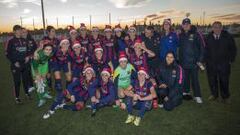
189, 34, 194, 41
172, 70, 176, 77
101, 87, 108, 94
105, 43, 113, 47
82, 40, 89, 44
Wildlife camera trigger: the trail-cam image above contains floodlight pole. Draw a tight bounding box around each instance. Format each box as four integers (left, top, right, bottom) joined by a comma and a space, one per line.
41, 0, 46, 35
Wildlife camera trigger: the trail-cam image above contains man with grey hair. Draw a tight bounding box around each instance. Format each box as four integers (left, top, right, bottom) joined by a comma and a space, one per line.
205, 21, 237, 103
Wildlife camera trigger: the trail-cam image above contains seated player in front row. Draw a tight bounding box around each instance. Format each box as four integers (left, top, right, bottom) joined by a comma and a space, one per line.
157, 51, 183, 111
124, 67, 157, 126
31, 41, 54, 107
113, 51, 135, 109
89, 67, 116, 116
42, 66, 96, 119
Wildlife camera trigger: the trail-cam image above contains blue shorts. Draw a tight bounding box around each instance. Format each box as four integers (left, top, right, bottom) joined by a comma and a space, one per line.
52, 62, 69, 73
75, 94, 89, 102
48, 60, 55, 72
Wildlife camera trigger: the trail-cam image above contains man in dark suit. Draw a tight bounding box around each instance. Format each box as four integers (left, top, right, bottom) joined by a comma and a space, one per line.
205, 21, 237, 103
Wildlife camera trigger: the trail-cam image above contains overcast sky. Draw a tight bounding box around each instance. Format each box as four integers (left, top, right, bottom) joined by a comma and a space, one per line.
0, 0, 240, 32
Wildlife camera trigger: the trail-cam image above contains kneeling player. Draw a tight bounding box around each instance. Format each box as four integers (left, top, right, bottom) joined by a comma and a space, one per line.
89, 67, 116, 116
124, 67, 156, 126
43, 66, 95, 119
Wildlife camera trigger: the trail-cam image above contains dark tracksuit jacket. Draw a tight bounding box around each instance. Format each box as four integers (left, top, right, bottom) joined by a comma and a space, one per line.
6, 36, 29, 98
141, 34, 161, 77
157, 62, 184, 111
178, 26, 204, 96
25, 36, 37, 88
205, 30, 237, 99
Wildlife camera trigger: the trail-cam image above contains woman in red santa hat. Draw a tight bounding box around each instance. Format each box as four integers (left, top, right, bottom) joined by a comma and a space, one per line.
124, 66, 156, 126
68, 40, 88, 79
114, 24, 126, 57
67, 25, 78, 50
102, 25, 118, 68
124, 25, 141, 58
88, 26, 103, 56
88, 44, 114, 78
52, 38, 72, 98
77, 23, 89, 52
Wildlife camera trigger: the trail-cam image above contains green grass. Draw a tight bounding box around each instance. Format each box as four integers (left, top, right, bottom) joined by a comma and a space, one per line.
0, 39, 240, 135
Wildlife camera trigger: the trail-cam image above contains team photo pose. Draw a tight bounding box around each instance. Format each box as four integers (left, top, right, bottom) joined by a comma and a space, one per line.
179, 18, 204, 103
159, 19, 179, 61
124, 67, 156, 126
124, 25, 140, 57
157, 51, 184, 111
42, 26, 60, 90
6, 25, 32, 103
129, 38, 155, 71
89, 45, 114, 77
113, 51, 136, 109
52, 38, 72, 100
102, 25, 117, 68
89, 67, 116, 116
68, 41, 88, 79
43, 66, 96, 119
31, 41, 54, 107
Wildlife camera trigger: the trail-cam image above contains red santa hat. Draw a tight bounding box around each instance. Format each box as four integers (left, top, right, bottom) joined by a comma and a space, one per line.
94, 45, 103, 52
59, 37, 69, 47
104, 25, 112, 32
128, 25, 136, 32
80, 23, 87, 30
134, 38, 142, 47
163, 18, 172, 25
68, 25, 77, 35
138, 67, 149, 79
92, 26, 99, 32
83, 65, 95, 75
101, 67, 112, 77
72, 41, 81, 49
114, 24, 122, 32
118, 51, 128, 62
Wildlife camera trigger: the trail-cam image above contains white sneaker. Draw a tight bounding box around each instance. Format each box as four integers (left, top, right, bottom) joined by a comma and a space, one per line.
38, 100, 46, 107
43, 110, 55, 119
194, 97, 203, 104
28, 87, 35, 93
158, 104, 164, 108
86, 104, 92, 109
55, 103, 66, 110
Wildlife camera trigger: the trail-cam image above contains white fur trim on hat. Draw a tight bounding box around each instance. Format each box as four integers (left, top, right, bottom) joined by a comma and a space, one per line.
72, 43, 81, 48
83, 67, 95, 74
129, 27, 136, 31
69, 29, 77, 34
104, 28, 112, 32
101, 71, 111, 76
94, 48, 103, 52
60, 39, 69, 46
114, 28, 122, 32
138, 70, 149, 79
119, 57, 128, 62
